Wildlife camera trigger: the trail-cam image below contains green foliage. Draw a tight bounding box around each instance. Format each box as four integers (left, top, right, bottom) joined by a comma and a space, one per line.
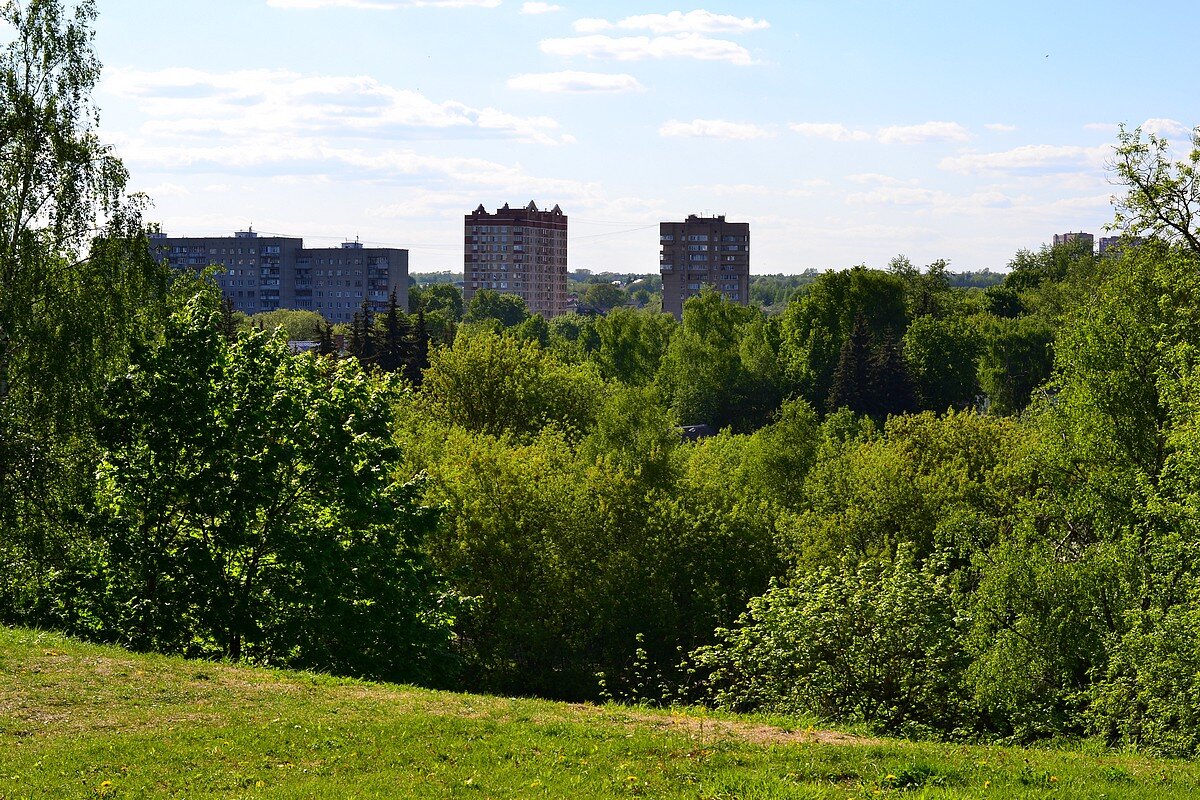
696, 546, 968, 735
966, 538, 1122, 741
1090, 592, 1200, 757
747, 270, 819, 311
249, 308, 326, 340
90, 288, 454, 683
419, 423, 779, 699
976, 315, 1054, 414
658, 289, 782, 431
786, 410, 1017, 571
544, 311, 600, 364
1111, 123, 1200, 256
0, 0, 169, 624
903, 315, 981, 411
593, 306, 675, 385
463, 288, 530, 327
422, 328, 602, 439
409, 281, 464, 320
780, 266, 908, 410
580, 281, 628, 312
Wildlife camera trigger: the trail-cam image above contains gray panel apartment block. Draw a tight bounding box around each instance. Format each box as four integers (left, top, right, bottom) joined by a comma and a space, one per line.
148, 230, 408, 323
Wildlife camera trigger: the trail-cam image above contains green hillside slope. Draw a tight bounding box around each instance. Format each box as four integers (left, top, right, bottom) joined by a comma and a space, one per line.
2, 627, 1198, 799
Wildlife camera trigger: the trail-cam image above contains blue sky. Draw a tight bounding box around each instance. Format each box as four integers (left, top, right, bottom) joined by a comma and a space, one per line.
88, 0, 1198, 274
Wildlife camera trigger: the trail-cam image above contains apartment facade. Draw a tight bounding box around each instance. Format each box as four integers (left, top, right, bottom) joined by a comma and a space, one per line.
463, 201, 568, 317
1052, 231, 1095, 251
659, 214, 750, 319
149, 230, 408, 323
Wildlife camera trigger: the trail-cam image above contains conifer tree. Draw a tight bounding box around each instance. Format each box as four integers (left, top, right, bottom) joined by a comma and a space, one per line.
317, 322, 336, 356
407, 308, 431, 386
827, 314, 875, 415
376, 291, 411, 373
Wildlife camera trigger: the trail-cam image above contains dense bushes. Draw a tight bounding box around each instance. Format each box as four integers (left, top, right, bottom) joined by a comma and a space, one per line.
697, 548, 967, 735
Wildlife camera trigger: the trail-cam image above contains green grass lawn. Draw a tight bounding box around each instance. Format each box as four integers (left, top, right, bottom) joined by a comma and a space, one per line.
2, 626, 1198, 799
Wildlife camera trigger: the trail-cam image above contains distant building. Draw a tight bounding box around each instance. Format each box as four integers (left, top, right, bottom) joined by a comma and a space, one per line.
149, 230, 408, 323
1098, 235, 1143, 256
1052, 231, 1095, 251
463, 201, 569, 317
659, 214, 749, 319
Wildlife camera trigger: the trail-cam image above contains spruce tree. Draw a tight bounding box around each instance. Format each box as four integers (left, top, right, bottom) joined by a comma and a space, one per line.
827, 314, 874, 415
407, 308, 431, 386
317, 322, 335, 356
377, 291, 411, 373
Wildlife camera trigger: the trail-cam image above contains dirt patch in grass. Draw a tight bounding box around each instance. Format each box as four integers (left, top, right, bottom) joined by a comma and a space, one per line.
569, 704, 882, 747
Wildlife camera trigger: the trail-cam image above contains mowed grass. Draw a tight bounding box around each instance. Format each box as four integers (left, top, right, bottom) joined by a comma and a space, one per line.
2, 628, 1199, 799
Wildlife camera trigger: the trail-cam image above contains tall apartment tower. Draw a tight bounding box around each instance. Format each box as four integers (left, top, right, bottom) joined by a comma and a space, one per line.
463, 201, 568, 317
148, 230, 408, 323
659, 214, 750, 319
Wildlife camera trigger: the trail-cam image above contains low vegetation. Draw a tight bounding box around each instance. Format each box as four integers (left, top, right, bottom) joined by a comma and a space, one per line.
6, 627, 1200, 799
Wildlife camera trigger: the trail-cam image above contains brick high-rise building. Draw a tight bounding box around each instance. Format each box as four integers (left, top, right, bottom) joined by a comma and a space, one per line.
149, 230, 408, 324
463, 201, 568, 317
659, 214, 749, 319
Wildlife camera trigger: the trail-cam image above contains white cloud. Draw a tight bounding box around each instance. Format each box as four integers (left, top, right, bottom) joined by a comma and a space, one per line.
268, 0, 500, 7
659, 119, 773, 140
540, 33, 754, 65
940, 144, 1109, 175
877, 121, 969, 145
104, 66, 568, 145
985, 123, 1016, 132
789, 122, 871, 142
1142, 118, 1190, 137
847, 186, 946, 206
507, 71, 644, 93
139, 181, 191, 198
573, 10, 768, 34
847, 185, 1024, 211
521, 1, 559, 12
791, 120, 970, 145
845, 173, 917, 186
682, 183, 818, 198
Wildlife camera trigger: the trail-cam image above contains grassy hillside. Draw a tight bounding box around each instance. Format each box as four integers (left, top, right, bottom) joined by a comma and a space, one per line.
2, 627, 1198, 799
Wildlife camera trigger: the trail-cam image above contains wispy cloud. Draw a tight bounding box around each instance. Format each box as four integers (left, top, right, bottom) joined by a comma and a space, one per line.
846, 173, 918, 186
541, 33, 754, 64
791, 120, 970, 145
105, 67, 569, 145
520, 1, 559, 12
574, 10, 768, 34
877, 121, 969, 145
1142, 118, 1190, 137
940, 144, 1109, 176
507, 71, 644, 93
789, 122, 871, 142
659, 118, 773, 139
